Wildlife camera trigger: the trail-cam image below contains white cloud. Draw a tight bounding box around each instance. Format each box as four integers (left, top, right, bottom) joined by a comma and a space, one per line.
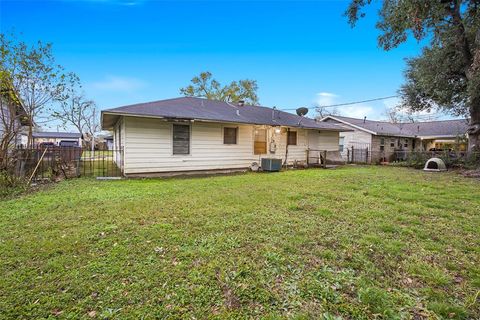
341, 104, 376, 119
90, 76, 145, 92
316, 92, 338, 106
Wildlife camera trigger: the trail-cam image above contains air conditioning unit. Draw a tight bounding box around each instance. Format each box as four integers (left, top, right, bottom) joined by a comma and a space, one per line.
261, 158, 282, 172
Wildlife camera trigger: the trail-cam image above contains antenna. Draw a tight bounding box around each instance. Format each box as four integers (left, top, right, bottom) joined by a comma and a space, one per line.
296, 107, 308, 125
296, 107, 308, 117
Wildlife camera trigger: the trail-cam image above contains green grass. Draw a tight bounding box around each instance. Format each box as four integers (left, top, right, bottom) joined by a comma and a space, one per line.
0, 166, 479, 319
79, 160, 122, 177
81, 150, 114, 159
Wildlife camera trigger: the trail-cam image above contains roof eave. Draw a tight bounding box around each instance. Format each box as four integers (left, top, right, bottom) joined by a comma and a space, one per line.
101, 111, 348, 132
320, 116, 378, 135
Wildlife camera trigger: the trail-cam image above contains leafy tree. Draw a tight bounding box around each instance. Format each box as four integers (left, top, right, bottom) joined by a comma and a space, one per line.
346, 0, 480, 151
180, 71, 259, 105
0, 32, 77, 147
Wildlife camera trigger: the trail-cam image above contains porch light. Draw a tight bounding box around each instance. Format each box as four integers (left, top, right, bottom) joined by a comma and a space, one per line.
274, 128, 281, 134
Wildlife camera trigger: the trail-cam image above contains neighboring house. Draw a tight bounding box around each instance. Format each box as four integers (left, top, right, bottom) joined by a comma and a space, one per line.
321, 115, 469, 162
94, 134, 114, 150
0, 84, 29, 147
32, 132, 82, 147
100, 135, 114, 150
101, 97, 348, 176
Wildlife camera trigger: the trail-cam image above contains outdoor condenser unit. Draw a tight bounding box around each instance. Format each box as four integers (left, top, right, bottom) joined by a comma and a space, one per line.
261, 158, 282, 172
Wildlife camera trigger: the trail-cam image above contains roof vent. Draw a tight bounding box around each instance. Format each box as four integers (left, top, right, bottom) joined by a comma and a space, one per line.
363, 116, 366, 123
238, 100, 245, 107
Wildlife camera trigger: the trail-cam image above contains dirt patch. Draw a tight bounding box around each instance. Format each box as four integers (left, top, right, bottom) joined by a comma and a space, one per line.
215, 268, 241, 309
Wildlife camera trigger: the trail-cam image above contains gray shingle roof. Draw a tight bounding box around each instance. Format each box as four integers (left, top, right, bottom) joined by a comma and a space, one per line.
402, 120, 469, 137
324, 116, 469, 138
32, 132, 82, 139
101, 97, 347, 131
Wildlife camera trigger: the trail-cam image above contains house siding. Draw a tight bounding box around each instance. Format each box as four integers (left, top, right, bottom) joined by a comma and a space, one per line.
120, 116, 339, 174
323, 118, 373, 157
371, 135, 415, 162
0, 101, 24, 146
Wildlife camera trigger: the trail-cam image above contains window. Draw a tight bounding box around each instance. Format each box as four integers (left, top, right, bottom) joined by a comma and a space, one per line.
404, 139, 408, 148
380, 138, 385, 146
390, 138, 395, 148
339, 136, 345, 152
223, 127, 237, 144
254, 128, 267, 155
380, 145, 385, 152
172, 124, 190, 155
287, 130, 297, 146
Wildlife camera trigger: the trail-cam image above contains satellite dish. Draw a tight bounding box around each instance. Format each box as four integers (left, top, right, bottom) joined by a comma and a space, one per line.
296, 107, 308, 117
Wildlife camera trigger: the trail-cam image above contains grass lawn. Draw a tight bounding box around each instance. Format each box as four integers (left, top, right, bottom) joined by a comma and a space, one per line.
1, 166, 479, 319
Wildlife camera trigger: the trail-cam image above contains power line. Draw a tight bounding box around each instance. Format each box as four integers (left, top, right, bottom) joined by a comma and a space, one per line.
278, 95, 399, 111
316, 95, 399, 108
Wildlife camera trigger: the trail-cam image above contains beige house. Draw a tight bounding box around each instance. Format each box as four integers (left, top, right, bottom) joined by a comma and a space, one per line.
101, 97, 348, 176
0, 83, 29, 147
321, 116, 469, 162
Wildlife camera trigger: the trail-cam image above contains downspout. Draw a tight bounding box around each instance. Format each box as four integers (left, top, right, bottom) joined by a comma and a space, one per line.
283, 128, 289, 168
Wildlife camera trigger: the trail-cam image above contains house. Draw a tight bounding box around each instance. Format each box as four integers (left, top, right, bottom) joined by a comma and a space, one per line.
320, 115, 469, 162
0, 81, 29, 147
32, 132, 82, 147
101, 97, 349, 176
104, 135, 114, 150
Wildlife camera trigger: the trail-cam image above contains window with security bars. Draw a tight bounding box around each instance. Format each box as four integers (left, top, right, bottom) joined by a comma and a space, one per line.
287, 131, 297, 146
172, 124, 190, 155
223, 127, 237, 144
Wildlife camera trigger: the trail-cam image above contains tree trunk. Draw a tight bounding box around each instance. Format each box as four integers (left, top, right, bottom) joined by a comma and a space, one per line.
468, 99, 480, 152
468, 21, 480, 152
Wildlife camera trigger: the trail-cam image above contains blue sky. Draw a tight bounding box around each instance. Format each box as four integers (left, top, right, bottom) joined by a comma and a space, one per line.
1, 0, 430, 126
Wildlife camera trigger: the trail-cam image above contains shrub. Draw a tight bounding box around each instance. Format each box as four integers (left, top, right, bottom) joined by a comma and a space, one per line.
0, 170, 27, 199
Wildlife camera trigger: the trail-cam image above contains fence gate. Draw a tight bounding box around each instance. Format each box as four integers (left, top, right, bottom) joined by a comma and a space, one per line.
346, 145, 371, 164
79, 148, 124, 178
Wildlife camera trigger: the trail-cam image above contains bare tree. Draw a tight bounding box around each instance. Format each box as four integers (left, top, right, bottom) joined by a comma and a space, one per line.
384, 106, 409, 123
314, 104, 340, 120
83, 106, 100, 152
51, 88, 96, 141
